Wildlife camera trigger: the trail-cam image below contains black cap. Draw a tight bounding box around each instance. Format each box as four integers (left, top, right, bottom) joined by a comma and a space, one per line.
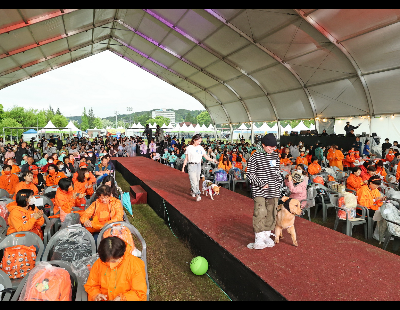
261, 133, 277, 147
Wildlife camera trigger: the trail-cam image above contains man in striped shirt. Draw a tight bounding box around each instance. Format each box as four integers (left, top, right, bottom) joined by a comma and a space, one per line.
247, 133, 282, 250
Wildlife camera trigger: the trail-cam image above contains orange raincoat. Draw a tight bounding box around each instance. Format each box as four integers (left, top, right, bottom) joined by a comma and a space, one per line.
84, 251, 147, 301
0, 172, 20, 196
343, 153, 356, 168
45, 171, 67, 187
218, 161, 232, 173
14, 181, 39, 196
346, 174, 364, 192
296, 156, 308, 166
280, 158, 292, 166
7, 203, 44, 238
80, 197, 124, 233
327, 149, 344, 170
308, 161, 321, 175
356, 185, 383, 211
54, 188, 86, 222
73, 173, 96, 197
396, 163, 400, 181
386, 152, 395, 163
1, 165, 20, 176
376, 166, 387, 178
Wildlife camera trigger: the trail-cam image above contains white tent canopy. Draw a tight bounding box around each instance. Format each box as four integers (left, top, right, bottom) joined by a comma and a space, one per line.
3, 9, 400, 126
64, 120, 80, 133
292, 121, 310, 132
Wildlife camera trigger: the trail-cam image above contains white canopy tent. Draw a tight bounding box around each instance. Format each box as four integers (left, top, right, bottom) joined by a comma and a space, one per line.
292, 121, 311, 133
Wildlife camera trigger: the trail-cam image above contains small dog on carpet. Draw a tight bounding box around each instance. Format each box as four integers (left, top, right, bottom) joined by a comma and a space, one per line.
274, 197, 302, 247
201, 176, 221, 200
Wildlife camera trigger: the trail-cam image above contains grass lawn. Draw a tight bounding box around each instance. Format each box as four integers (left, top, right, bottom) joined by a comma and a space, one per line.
115, 171, 231, 301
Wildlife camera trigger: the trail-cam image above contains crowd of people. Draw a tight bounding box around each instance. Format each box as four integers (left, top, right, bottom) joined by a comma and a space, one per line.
0, 134, 147, 301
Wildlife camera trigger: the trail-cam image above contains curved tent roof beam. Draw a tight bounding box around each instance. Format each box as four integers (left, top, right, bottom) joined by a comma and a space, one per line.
107, 41, 232, 124
141, 9, 258, 124
112, 18, 251, 123
294, 9, 373, 117
203, 9, 318, 119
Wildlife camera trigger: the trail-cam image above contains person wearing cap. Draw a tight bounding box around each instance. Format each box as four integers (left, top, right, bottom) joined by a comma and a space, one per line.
29, 164, 45, 193
344, 121, 361, 137
20, 154, 28, 166
381, 138, 392, 157
246, 133, 282, 250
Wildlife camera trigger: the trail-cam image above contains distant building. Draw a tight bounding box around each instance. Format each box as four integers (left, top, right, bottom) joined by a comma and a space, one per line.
152, 109, 176, 126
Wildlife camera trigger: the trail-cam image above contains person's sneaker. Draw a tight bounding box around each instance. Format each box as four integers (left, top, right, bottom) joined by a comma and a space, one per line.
196, 195, 202, 202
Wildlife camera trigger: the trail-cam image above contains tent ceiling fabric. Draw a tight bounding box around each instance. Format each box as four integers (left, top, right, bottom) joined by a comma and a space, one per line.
1, 9, 400, 124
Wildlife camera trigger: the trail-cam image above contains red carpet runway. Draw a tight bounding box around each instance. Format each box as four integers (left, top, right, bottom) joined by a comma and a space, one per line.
116, 157, 400, 301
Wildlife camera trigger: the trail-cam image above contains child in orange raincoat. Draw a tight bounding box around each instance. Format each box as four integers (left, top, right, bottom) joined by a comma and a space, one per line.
7, 189, 44, 239
73, 167, 96, 197
346, 167, 365, 192
80, 185, 124, 234
296, 151, 309, 166
308, 157, 321, 175
386, 148, 395, 163
14, 171, 39, 196
0, 164, 20, 197
84, 236, 147, 301
343, 149, 357, 169
45, 164, 67, 187
280, 153, 292, 166
2, 158, 20, 175
54, 178, 86, 222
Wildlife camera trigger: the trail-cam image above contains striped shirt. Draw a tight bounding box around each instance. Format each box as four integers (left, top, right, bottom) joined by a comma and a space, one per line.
247, 151, 282, 199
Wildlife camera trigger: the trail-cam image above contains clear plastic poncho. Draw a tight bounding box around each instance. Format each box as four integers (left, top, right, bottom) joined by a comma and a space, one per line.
70, 253, 99, 285
50, 227, 93, 263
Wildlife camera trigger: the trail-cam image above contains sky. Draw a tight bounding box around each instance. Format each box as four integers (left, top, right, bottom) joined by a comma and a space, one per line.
0, 50, 205, 118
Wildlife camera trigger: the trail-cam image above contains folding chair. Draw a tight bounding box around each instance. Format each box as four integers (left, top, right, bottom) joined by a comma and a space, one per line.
314, 183, 339, 223
300, 184, 317, 221
0, 232, 44, 289
97, 221, 149, 301
334, 205, 368, 238
0, 216, 7, 239
230, 169, 247, 192
0, 269, 13, 301
0, 189, 10, 199
214, 170, 231, 191
10, 260, 86, 301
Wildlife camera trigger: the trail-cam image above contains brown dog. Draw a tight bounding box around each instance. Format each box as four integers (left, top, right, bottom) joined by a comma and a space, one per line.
274, 197, 302, 247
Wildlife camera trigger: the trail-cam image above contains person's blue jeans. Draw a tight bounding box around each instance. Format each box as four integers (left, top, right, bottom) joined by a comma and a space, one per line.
188, 163, 201, 196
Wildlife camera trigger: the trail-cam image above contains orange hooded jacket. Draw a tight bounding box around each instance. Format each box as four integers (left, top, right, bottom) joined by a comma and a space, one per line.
84, 251, 147, 301
346, 174, 364, 192
14, 181, 39, 196
343, 153, 356, 168
54, 188, 86, 222
356, 185, 383, 211
46, 171, 67, 187
327, 149, 344, 170
7, 203, 44, 237
308, 161, 321, 175
73, 173, 96, 197
296, 156, 308, 166
0, 172, 20, 196
80, 197, 124, 233
1, 165, 20, 176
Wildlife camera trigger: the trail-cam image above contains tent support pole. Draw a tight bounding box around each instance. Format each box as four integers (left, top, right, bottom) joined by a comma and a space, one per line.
277, 120, 281, 141
230, 124, 233, 143
251, 122, 254, 144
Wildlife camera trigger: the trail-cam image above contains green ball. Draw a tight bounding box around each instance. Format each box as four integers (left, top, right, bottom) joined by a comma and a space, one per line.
190, 256, 208, 275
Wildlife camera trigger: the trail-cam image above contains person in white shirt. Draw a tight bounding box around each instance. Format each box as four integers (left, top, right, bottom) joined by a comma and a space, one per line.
182, 134, 218, 202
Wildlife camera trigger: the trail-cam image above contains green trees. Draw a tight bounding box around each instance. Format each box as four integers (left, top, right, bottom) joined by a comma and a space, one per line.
196, 111, 212, 126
